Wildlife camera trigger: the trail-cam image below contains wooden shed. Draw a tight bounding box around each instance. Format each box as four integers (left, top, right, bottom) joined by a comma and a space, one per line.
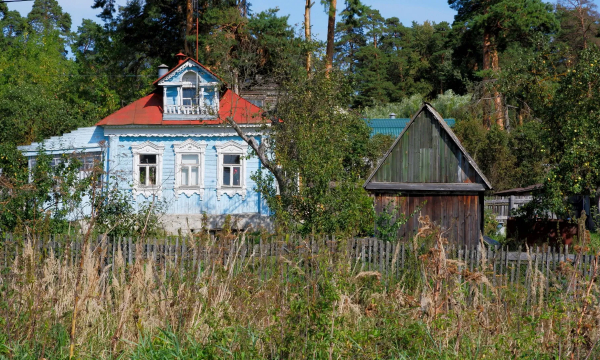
364, 103, 492, 246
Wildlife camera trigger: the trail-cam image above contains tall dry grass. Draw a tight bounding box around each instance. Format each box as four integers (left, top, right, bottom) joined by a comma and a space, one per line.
1, 218, 600, 359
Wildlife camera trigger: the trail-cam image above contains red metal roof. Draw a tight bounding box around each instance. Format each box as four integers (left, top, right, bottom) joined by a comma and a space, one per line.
96, 89, 265, 126
152, 57, 224, 85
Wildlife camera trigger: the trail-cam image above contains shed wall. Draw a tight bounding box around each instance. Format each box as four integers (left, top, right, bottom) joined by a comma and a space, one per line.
372, 110, 482, 184
372, 192, 482, 246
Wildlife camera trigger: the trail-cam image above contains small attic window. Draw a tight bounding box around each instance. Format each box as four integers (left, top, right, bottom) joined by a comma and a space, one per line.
182, 71, 197, 87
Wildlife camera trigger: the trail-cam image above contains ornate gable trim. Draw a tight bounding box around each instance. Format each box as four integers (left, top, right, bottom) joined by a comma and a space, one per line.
215, 140, 247, 152
131, 141, 165, 155
173, 139, 208, 153
157, 60, 220, 86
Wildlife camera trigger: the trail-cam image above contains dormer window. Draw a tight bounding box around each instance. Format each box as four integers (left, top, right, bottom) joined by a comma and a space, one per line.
158, 60, 221, 121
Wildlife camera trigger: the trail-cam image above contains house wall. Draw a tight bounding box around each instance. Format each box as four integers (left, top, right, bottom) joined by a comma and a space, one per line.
372, 192, 483, 246
109, 135, 270, 232
18, 126, 109, 222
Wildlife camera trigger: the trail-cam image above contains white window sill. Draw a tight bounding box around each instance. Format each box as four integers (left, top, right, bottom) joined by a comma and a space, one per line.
133, 186, 162, 198
216, 187, 246, 200
175, 187, 205, 198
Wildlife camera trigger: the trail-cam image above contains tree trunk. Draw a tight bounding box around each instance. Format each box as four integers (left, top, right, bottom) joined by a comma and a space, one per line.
224, 116, 289, 196
232, 68, 239, 95
482, 30, 504, 130
305, 0, 313, 75
491, 48, 504, 130
482, 30, 492, 129
325, 0, 337, 74
185, 0, 193, 56
578, 1, 588, 49
240, 0, 248, 18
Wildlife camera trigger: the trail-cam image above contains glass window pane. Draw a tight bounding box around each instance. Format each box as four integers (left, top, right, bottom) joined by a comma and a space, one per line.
183, 88, 196, 97
139, 166, 146, 184
232, 166, 240, 186
140, 154, 157, 164
183, 89, 197, 105
149, 166, 156, 185
223, 166, 231, 186
182, 154, 198, 164
223, 154, 241, 165
191, 167, 198, 186
181, 167, 189, 186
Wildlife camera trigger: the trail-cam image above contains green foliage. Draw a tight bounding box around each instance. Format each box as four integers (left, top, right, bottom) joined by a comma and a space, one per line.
363, 90, 471, 119
335, 2, 464, 106
0, 29, 116, 146
27, 0, 71, 36
0, 145, 94, 235
449, 0, 559, 63
252, 70, 383, 235
374, 202, 422, 242
93, 182, 166, 238
510, 47, 600, 217
484, 208, 499, 237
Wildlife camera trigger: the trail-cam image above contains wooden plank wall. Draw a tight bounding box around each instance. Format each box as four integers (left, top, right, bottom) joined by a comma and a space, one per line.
373, 111, 482, 184
373, 193, 482, 246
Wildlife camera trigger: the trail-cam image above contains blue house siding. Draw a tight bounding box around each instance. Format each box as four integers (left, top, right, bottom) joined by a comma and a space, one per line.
19, 126, 108, 156
113, 135, 268, 217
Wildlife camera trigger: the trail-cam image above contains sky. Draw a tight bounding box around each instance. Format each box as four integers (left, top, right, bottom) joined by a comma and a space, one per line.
7, 0, 458, 40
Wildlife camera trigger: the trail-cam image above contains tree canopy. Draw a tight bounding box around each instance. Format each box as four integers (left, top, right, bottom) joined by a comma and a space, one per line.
2, 0, 600, 227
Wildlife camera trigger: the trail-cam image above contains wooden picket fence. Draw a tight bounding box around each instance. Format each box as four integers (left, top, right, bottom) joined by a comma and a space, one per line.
1, 233, 598, 303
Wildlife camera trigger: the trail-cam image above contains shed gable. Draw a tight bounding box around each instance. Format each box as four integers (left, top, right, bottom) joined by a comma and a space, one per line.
365, 104, 491, 190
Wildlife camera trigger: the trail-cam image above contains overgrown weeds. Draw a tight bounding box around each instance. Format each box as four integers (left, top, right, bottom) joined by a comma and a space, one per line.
1, 218, 600, 359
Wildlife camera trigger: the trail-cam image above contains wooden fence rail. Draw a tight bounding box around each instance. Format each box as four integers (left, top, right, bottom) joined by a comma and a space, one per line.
1, 233, 598, 302
485, 195, 533, 224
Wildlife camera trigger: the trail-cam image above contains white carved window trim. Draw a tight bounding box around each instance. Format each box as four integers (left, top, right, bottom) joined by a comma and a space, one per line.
131, 141, 164, 198
215, 141, 248, 200
174, 139, 207, 198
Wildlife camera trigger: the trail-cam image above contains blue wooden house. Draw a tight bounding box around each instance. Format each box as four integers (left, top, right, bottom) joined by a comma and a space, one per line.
19, 54, 270, 233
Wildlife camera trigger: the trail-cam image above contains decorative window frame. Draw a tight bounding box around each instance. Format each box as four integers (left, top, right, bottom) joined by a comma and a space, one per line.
173, 139, 207, 198
215, 140, 248, 200
131, 141, 164, 198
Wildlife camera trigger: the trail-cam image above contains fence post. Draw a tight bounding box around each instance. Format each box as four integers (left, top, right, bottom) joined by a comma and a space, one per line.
128, 237, 133, 266
259, 237, 264, 282
546, 246, 551, 299
508, 195, 515, 217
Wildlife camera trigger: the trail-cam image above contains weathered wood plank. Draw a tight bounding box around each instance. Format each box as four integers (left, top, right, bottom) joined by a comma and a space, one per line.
365, 182, 486, 192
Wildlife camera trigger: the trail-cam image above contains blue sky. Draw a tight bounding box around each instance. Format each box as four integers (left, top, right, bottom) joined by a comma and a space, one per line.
8, 0, 457, 40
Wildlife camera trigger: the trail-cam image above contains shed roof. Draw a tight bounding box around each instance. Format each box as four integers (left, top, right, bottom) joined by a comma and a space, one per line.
494, 184, 542, 196
95, 89, 265, 126
366, 118, 456, 137
364, 103, 492, 191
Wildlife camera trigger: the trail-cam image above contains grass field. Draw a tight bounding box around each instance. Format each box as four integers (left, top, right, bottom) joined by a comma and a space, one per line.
1, 218, 599, 359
